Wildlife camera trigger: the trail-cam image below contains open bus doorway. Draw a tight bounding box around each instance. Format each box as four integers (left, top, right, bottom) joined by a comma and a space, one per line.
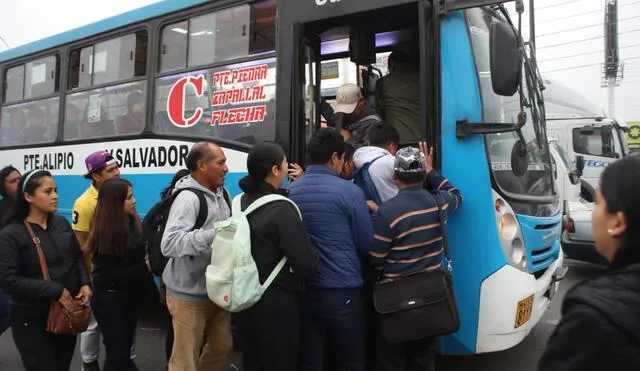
281, 1, 431, 164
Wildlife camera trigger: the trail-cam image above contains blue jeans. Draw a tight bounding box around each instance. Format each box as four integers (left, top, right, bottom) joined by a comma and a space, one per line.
91, 287, 138, 371
0, 289, 10, 335
299, 287, 366, 371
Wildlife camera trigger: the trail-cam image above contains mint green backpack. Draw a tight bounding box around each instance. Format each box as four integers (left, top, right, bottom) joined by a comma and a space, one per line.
205, 193, 301, 312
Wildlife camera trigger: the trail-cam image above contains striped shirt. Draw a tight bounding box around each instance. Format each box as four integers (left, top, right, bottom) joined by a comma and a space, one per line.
369, 170, 463, 278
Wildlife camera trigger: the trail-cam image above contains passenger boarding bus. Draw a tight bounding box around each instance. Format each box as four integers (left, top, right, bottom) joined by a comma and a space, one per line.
0, 0, 563, 354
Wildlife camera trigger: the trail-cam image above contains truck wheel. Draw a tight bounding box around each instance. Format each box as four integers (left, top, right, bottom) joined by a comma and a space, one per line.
581, 180, 595, 203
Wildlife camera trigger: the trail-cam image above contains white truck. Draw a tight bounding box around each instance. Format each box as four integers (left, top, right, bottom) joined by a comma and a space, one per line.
543, 78, 629, 203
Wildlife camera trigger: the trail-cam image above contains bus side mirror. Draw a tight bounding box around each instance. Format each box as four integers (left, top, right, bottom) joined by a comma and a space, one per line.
575, 155, 585, 173
490, 21, 522, 97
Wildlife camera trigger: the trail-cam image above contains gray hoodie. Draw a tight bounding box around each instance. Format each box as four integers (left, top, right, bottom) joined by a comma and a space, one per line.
353, 146, 398, 203
161, 175, 230, 302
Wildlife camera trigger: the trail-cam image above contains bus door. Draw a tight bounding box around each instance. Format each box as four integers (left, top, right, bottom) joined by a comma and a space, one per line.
276, 0, 428, 164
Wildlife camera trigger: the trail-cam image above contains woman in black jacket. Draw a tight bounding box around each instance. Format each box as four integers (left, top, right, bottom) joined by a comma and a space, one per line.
235, 142, 320, 371
0, 169, 92, 371
539, 156, 640, 370
88, 178, 149, 371
0, 165, 21, 336
0, 165, 21, 220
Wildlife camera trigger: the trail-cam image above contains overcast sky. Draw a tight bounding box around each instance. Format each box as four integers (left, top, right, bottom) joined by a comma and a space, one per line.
0, 0, 638, 122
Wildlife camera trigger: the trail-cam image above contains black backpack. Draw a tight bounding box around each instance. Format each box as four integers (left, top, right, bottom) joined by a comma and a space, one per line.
143, 187, 230, 277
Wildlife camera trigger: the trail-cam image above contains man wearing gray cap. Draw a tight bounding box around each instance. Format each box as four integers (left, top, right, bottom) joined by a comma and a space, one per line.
368, 144, 463, 371
333, 83, 382, 149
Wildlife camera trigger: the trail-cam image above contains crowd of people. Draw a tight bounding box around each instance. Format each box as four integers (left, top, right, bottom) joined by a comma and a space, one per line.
0, 75, 638, 371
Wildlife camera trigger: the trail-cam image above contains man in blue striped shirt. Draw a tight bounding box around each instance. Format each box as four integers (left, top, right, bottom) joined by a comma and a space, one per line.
369, 144, 463, 371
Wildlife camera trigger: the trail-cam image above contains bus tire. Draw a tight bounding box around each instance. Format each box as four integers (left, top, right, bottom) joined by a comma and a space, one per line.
581, 180, 596, 203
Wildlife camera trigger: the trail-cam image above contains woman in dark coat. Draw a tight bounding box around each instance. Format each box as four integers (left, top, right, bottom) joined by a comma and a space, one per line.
234, 142, 319, 371
538, 156, 640, 370
0, 169, 92, 371
0, 165, 21, 336
88, 178, 149, 371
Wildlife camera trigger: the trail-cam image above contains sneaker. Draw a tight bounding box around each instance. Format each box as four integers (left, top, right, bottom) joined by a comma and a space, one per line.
82, 361, 100, 371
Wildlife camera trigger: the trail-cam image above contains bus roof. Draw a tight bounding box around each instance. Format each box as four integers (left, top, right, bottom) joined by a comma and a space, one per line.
0, 0, 211, 63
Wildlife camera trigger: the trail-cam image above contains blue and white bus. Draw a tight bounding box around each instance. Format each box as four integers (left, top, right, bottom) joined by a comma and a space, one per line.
0, 0, 564, 355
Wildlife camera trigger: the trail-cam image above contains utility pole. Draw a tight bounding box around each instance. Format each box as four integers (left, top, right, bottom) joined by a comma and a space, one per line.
603, 0, 623, 117
529, 0, 536, 54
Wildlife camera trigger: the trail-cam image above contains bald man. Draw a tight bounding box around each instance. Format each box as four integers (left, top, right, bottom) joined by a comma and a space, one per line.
161, 142, 233, 371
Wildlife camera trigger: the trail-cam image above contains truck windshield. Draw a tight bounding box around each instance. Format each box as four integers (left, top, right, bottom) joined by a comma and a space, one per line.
572, 125, 617, 158
467, 9, 555, 202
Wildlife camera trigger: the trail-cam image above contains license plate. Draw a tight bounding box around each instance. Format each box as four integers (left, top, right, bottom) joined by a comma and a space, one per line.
514, 294, 535, 329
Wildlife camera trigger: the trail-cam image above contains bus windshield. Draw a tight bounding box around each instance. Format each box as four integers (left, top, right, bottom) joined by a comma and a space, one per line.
467, 8, 555, 203
550, 141, 576, 173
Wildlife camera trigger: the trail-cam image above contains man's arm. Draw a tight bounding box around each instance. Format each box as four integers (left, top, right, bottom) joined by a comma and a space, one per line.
161, 191, 215, 258
369, 210, 393, 270
71, 202, 92, 256
349, 188, 375, 254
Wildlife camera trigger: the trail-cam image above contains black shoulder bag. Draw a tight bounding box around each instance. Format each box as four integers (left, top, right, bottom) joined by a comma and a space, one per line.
372, 191, 461, 344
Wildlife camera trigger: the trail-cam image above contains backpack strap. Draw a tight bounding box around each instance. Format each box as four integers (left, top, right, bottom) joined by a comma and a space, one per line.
222, 187, 231, 209
175, 188, 208, 230
243, 194, 301, 218
263, 257, 288, 289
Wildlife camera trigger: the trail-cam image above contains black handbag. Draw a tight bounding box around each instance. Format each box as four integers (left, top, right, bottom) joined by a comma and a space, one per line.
372, 191, 460, 344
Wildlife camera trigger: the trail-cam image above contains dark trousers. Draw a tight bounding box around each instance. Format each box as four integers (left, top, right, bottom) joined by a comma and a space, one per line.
11, 306, 77, 371
92, 287, 138, 371
0, 289, 10, 335
376, 335, 437, 371
299, 287, 366, 371
235, 287, 299, 371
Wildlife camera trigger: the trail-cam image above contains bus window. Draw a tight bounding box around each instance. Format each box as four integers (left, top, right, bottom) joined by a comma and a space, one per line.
3, 65, 24, 104
67, 46, 94, 90
0, 98, 59, 145
160, 1, 276, 73
188, 6, 251, 67
63, 81, 147, 140
68, 31, 148, 88
25, 55, 59, 99
160, 21, 188, 73
153, 58, 276, 145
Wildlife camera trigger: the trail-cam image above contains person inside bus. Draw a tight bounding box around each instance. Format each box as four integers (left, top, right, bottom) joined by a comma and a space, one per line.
88, 178, 149, 371
81, 106, 115, 139
288, 128, 374, 371
0, 165, 21, 338
235, 142, 319, 371
0, 169, 92, 371
1, 109, 26, 145
116, 91, 145, 135
333, 83, 382, 149
64, 103, 82, 139
23, 106, 51, 143
538, 156, 640, 371
375, 50, 421, 147
369, 144, 463, 371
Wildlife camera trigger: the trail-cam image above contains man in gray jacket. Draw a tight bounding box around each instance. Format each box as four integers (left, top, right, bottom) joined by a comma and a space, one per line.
161, 141, 232, 371
353, 122, 401, 206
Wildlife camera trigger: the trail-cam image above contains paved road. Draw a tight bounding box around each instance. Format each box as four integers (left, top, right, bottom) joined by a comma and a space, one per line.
0, 260, 605, 371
